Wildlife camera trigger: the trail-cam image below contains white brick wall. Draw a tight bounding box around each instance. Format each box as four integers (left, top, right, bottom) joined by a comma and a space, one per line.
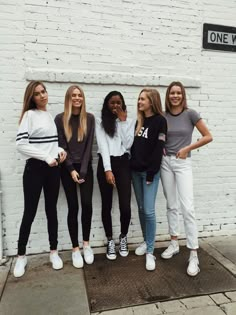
0, 0, 235, 256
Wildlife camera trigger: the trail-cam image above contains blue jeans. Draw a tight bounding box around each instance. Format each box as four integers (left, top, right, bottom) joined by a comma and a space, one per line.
132, 171, 160, 254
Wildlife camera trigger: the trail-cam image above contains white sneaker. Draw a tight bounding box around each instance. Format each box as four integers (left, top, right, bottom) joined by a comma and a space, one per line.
83, 245, 94, 264
135, 242, 147, 256
119, 235, 129, 257
146, 253, 156, 271
161, 240, 179, 259
49, 251, 63, 270
72, 250, 84, 268
13, 256, 27, 278
187, 251, 200, 276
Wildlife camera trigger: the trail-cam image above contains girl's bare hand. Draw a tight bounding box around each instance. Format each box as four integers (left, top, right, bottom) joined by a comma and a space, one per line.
78, 179, 85, 184
59, 150, 67, 163
71, 170, 80, 183
114, 106, 127, 121
176, 147, 189, 159
105, 171, 116, 187
48, 159, 58, 167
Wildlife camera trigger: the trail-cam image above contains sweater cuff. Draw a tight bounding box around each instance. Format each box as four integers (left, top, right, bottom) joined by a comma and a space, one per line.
146, 172, 154, 182
79, 172, 86, 180
45, 156, 54, 165
67, 164, 75, 173
104, 166, 112, 172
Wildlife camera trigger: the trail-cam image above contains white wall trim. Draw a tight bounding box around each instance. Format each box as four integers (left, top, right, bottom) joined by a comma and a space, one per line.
25, 68, 201, 88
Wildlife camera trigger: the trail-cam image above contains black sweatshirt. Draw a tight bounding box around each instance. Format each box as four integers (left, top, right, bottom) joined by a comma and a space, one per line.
55, 112, 95, 179
130, 114, 167, 182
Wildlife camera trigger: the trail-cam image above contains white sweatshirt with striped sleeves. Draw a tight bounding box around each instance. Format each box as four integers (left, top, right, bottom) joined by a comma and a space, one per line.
16, 109, 63, 165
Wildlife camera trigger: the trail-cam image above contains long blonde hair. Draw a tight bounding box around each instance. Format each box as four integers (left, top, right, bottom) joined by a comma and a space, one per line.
63, 85, 87, 142
135, 88, 163, 135
19, 81, 47, 124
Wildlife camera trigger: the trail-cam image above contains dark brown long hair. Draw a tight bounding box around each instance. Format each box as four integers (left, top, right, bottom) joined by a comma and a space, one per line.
19, 81, 47, 123
165, 81, 188, 113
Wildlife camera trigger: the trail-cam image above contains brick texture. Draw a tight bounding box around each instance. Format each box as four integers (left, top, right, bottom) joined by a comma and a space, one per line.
0, 0, 235, 255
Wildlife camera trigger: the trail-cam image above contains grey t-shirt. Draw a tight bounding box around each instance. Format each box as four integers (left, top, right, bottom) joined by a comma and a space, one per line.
165, 109, 201, 157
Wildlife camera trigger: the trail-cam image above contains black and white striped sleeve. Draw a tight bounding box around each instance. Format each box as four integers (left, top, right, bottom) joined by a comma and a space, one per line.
16, 111, 55, 164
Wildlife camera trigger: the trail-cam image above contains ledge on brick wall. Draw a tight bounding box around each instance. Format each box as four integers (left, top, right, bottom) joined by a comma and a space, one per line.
25, 68, 201, 88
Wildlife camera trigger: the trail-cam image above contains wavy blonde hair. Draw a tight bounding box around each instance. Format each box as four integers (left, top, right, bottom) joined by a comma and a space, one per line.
135, 88, 163, 135
63, 85, 87, 142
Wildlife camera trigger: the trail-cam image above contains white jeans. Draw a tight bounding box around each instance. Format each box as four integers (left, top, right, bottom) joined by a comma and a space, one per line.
160, 155, 198, 249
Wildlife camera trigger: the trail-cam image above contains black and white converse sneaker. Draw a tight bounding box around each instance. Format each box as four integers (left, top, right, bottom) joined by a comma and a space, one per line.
119, 235, 129, 257
106, 239, 117, 260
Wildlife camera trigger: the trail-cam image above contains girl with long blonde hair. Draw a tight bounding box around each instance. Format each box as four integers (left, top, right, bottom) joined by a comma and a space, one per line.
55, 85, 95, 268
131, 88, 167, 271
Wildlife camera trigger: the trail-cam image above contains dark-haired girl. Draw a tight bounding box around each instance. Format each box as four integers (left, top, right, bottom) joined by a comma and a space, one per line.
95, 91, 135, 260
160, 81, 213, 276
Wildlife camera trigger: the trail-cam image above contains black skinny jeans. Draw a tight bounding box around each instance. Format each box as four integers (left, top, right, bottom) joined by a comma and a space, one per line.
18, 159, 60, 256
97, 154, 131, 238
60, 163, 93, 247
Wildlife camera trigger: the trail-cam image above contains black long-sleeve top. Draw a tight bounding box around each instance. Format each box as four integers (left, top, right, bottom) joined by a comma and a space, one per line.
130, 114, 167, 182
55, 112, 95, 179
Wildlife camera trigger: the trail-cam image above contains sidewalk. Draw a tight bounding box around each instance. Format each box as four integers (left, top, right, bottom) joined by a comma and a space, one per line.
0, 235, 236, 315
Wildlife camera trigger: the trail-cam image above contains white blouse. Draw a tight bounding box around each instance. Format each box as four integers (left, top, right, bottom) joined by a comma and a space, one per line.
95, 117, 135, 171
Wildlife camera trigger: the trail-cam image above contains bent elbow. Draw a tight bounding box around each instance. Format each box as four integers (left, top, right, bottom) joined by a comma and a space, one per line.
207, 134, 213, 143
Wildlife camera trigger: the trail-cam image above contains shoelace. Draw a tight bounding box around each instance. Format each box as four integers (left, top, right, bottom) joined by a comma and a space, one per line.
189, 256, 199, 264
120, 237, 128, 251
108, 241, 116, 254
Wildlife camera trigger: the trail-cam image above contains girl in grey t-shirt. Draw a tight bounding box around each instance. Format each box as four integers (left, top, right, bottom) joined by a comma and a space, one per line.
160, 81, 213, 276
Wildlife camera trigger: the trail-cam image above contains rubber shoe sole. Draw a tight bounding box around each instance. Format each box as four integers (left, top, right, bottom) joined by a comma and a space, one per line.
187, 266, 200, 276
106, 253, 117, 260
161, 249, 179, 259
119, 249, 129, 257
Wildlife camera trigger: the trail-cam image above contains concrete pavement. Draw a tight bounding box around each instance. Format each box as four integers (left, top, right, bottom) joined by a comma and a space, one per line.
0, 235, 236, 315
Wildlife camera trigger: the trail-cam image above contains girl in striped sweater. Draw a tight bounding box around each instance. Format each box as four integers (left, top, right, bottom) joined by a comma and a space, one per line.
14, 81, 67, 278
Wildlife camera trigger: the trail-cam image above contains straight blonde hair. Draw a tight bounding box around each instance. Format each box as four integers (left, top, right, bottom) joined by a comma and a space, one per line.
135, 88, 163, 135
63, 85, 87, 142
